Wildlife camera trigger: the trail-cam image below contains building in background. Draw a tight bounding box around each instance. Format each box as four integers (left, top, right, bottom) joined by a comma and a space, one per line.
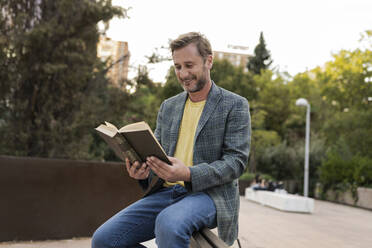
97, 35, 130, 86
213, 45, 251, 69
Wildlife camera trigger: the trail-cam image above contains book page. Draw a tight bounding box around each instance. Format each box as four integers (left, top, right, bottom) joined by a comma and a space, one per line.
104, 121, 118, 131
119, 121, 149, 132
95, 124, 117, 138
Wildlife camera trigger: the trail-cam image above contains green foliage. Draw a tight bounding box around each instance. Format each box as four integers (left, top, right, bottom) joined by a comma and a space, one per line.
252, 130, 281, 158
256, 135, 326, 196
247, 32, 273, 75
257, 142, 300, 181
318, 153, 372, 200
323, 109, 372, 158
212, 59, 257, 101
0, 0, 124, 159
127, 66, 163, 129
286, 72, 326, 141
319, 49, 372, 111
239, 171, 256, 181
159, 67, 183, 102
254, 70, 291, 137
239, 171, 275, 183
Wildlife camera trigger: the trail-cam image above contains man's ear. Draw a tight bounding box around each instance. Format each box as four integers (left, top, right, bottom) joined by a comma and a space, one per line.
206, 55, 213, 70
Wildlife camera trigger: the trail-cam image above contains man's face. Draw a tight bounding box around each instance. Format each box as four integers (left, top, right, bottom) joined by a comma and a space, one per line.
172, 43, 212, 93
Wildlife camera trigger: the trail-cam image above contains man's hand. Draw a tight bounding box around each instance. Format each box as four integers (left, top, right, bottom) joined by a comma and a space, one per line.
125, 158, 150, 180
146, 156, 191, 182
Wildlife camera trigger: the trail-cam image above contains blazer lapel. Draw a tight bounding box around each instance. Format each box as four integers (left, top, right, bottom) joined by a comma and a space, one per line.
168, 91, 188, 156
194, 82, 222, 141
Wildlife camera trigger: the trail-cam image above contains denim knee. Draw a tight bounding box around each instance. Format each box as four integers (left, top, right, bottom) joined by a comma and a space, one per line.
91, 226, 117, 248
91, 228, 106, 248
154, 211, 190, 247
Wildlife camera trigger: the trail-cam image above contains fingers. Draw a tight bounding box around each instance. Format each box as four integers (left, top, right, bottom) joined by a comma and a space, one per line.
147, 156, 167, 166
146, 156, 169, 174
125, 158, 131, 172
125, 159, 149, 179
147, 156, 190, 182
126, 159, 138, 176
132, 163, 149, 179
168, 156, 177, 164
135, 163, 150, 179
146, 156, 176, 181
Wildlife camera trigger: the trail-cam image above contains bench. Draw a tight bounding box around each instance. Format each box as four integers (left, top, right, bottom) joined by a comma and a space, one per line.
142, 228, 229, 248
190, 228, 229, 248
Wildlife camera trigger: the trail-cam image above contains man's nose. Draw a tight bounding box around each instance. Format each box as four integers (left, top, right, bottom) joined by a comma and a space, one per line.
179, 68, 189, 79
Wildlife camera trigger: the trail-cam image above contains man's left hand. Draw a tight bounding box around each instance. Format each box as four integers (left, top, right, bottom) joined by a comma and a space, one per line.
146, 156, 191, 183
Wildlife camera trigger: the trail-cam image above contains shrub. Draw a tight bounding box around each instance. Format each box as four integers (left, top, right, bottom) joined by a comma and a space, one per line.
318, 153, 372, 201
239, 172, 256, 181
239, 171, 275, 183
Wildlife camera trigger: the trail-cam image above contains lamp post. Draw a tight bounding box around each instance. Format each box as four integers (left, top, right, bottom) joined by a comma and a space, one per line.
296, 98, 310, 197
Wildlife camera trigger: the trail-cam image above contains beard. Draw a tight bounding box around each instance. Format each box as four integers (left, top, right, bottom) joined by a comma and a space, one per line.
181, 66, 208, 93
187, 76, 207, 93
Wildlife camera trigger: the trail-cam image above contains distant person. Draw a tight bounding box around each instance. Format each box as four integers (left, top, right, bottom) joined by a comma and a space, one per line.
252, 177, 268, 191
91, 32, 251, 247
251, 177, 261, 190
254, 174, 260, 182
268, 181, 275, 191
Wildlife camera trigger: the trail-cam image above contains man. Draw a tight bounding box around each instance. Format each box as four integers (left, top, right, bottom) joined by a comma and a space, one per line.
92, 32, 251, 248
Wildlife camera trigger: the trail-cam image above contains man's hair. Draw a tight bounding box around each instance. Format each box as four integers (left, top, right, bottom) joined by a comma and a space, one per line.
170, 32, 212, 61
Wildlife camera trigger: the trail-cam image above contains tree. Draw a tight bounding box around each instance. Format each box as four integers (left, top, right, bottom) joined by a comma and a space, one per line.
159, 66, 183, 102
292, 44, 372, 160
211, 59, 258, 101
126, 65, 162, 129
317, 49, 372, 112
254, 71, 291, 138
247, 32, 273, 75
0, 0, 124, 158
323, 109, 372, 158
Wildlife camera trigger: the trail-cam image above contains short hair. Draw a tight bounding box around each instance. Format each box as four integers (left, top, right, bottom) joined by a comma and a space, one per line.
170, 32, 212, 61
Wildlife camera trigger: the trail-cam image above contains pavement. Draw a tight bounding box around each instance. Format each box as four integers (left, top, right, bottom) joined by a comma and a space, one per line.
1, 197, 372, 248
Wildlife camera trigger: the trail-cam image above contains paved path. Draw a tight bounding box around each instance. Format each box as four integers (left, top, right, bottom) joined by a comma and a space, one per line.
1, 197, 372, 248
238, 198, 372, 248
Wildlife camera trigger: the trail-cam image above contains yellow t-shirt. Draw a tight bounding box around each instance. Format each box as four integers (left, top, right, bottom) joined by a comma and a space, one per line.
164, 97, 206, 187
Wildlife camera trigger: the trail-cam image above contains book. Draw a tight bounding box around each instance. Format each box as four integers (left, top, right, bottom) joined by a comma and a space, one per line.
95, 121, 169, 196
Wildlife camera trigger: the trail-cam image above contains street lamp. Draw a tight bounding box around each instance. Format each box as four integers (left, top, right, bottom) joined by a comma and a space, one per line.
296, 98, 310, 198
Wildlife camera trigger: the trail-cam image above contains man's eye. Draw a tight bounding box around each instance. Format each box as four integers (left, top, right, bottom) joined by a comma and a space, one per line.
186, 64, 193, 68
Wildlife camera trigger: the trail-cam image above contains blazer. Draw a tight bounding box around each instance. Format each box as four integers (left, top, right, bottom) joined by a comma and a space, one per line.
151, 81, 251, 245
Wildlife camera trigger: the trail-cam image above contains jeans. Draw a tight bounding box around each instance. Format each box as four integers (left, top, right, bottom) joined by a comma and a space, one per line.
91, 185, 217, 248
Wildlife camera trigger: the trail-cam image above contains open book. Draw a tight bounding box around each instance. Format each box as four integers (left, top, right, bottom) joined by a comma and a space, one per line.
95, 121, 169, 196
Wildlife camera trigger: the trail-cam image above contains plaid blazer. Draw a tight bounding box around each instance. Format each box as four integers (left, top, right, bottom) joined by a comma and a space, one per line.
153, 82, 251, 245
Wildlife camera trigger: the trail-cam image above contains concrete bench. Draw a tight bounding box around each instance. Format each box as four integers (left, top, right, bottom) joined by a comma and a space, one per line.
245, 188, 314, 213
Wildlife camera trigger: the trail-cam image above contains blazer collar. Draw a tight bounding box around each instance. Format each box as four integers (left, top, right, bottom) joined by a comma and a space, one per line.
169, 81, 222, 155
169, 91, 187, 155
195, 81, 222, 140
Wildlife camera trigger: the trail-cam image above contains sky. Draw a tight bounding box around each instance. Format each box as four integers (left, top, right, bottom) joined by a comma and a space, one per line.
106, 0, 372, 82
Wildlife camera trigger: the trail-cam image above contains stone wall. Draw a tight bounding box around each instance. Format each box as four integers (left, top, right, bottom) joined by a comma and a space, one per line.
316, 185, 372, 210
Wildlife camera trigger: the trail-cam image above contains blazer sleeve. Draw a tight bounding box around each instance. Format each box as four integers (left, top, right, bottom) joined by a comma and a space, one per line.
188, 97, 251, 192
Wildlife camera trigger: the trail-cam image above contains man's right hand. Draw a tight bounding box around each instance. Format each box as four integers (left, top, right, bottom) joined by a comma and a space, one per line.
125, 158, 150, 180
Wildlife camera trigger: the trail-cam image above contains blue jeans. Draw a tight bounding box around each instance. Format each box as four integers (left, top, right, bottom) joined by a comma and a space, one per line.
91, 185, 217, 248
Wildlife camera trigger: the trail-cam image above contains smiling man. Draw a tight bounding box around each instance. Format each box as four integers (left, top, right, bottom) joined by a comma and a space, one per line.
92, 32, 251, 248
